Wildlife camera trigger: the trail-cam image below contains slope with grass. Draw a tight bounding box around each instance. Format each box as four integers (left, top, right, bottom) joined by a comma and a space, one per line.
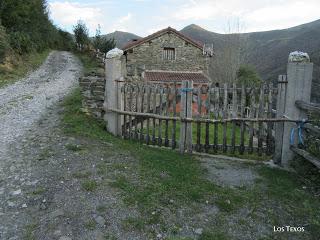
0, 50, 50, 88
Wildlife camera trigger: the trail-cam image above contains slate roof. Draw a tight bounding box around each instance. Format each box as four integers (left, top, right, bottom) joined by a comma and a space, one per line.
122, 27, 203, 51
143, 71, 209, 83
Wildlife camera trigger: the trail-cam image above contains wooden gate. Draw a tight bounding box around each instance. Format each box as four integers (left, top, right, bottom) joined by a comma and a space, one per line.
110, 80, 287, 158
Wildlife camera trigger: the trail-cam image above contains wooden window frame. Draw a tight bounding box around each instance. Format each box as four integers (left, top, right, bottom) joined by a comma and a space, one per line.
163, 47, 176, 61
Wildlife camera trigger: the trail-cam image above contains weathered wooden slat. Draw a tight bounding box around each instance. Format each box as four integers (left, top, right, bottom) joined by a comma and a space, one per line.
257, 85, 264, 156
123, 84, 127, 139
164, 86, 170, 147
223, 83, 228, 153
205, 86, 210, 153
128, 85, 133, 140
152, 86, 157, 145
231, 83, 237, 154
158, 86, 163, 146
290, 146, 320, 169
186, 81, 193, 153
295, 100, 320, 114
249, 88, 255, 154
172, 83, 177, 149
146, 85, 151, 145
239, 86, 245, 154
213, 87, 219, 153
134, 85, 139, 140
196, 87, 202, 152
180, 81, 187, 153
266, 84, 274, 155
140, 85, 145, 142
274, 75, 287, 163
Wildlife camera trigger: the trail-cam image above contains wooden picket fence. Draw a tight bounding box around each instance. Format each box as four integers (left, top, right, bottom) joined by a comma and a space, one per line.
109, 80, 288, 157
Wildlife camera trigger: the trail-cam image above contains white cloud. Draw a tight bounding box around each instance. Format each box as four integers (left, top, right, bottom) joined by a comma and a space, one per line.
49, 1, 104, 34
244, 1, 320, 32
110, 13, 133, 32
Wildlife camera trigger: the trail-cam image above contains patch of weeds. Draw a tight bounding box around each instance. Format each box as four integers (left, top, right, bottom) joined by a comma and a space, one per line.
122, 217, 146, 231
31, 187, 46, 195
37, 148, 54, 161
24, 223, 38, 240
166, 238, 193, 240
65, 143, 84, 152
96, 204, 107, 213
81, 179, 98, 191
97, 162, 107, 175
84, 219, 96, 230
104, 233, 117, 240
110, 163, 128, 171
73, 171, 91, 179
199, 229, 229, 240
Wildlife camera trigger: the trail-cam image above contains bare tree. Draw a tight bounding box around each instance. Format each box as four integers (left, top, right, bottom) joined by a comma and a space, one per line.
209, 19, 247, 85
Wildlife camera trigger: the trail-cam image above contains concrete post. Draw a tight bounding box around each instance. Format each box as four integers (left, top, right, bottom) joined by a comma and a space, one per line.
103, 48, 125, 136
280, 52, 313, 168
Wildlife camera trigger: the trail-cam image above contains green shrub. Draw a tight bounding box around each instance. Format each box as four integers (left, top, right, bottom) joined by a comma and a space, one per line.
0, 24, 9, 63
9, 31, 34, 54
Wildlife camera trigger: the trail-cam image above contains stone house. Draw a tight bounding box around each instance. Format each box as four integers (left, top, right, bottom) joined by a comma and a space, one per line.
122, 27, 213, 113
122, 27, 212, 81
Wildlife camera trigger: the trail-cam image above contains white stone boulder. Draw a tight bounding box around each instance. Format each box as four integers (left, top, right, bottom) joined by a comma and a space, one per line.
288, 51, 310, 63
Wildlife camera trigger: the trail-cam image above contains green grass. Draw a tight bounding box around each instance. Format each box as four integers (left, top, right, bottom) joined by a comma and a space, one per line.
73, 171, 91, 179
142, 119, 249, 146
84, 219, 96, 230
81, 179, 98, 191
74, 51, 103, 76
31, 187, 46, 195
0, 50, 50, 88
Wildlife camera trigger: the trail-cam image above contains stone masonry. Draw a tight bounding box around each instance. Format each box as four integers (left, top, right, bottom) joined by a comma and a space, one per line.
124, 30, 207, 80
79, 73, 105, 118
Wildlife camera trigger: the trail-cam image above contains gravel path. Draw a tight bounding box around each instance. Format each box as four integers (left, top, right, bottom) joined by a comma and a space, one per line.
0, 51, 81, 159
0, 51, 82, 239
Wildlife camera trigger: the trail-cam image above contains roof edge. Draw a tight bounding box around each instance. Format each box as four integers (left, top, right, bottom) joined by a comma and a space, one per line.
122, 27, 203, 51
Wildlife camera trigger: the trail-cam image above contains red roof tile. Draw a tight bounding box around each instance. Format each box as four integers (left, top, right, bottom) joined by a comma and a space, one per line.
122, 27, 203, 51
144, 71, 209, 83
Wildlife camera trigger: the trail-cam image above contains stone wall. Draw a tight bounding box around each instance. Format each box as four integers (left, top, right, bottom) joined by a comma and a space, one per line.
125, 32, 206, 80
79, 73, 105, 118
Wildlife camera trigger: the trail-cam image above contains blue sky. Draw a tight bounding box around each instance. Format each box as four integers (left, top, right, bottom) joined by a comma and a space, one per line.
48, 0, 320, 37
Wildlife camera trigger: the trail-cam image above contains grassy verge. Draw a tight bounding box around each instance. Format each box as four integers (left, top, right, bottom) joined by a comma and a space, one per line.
0, 50, 50, 88
61, 88, 320, 239
74, 51, 104, 76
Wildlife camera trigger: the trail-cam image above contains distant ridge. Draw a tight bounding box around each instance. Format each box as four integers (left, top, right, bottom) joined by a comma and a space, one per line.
102, 31, 141, 49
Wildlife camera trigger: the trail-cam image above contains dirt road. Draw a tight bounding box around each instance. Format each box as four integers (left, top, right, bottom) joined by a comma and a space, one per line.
0, 51, 82, 239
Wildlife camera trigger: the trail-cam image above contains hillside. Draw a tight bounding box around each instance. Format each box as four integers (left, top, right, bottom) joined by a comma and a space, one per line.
181, 21, 320, 101
102, 31, 141, 49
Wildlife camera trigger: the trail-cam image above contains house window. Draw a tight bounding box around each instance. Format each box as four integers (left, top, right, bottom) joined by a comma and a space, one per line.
163, 48, 175, 60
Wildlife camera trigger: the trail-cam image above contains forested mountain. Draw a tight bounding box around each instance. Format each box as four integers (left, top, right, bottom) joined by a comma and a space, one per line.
0, 0, 73, 63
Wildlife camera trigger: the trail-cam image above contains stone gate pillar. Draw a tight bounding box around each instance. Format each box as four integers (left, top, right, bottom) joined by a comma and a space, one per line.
280, 52, 313, 168
103, 48, 125, 136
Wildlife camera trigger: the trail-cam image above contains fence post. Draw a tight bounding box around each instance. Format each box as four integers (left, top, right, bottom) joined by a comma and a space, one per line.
179, 80, 193, 153
103, 48, 125, 136
274, 75, 288, 164
279, 52, 313, 168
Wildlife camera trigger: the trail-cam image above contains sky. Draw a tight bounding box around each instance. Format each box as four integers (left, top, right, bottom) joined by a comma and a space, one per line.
48, 0, 320, 37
